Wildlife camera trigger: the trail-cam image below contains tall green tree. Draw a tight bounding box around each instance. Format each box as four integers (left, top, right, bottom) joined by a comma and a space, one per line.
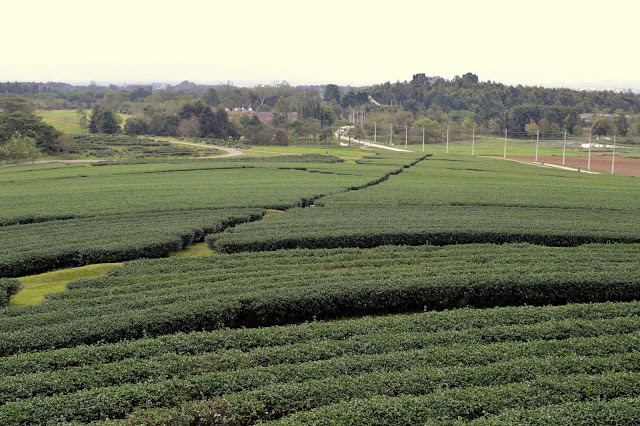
76, 108, 88, 133
525, 120, 539, 138
98, 111, 120, 134
412, 118, 441, 142
324, 84, 341, 104
0, 132, 40, 164
591, 118, 613, 137
0, 95, 35, 114
88, 104, 105, 133
614, 110, 628, 136
201, 88, 220, 107
0, 112, 60, 149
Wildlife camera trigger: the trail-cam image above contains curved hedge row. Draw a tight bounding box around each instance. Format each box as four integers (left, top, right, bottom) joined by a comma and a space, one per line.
208, 155, 640, 252
0, 209, 263, 278
0, 279, 20, 307
2, 244, 639, 355
3, 300, 637, 376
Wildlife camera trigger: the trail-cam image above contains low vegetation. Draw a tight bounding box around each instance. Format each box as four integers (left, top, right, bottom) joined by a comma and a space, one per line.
0, 152, 419, 277
0, 279, 20, 307
1, 292, 639, 423
209, 154, 640, 252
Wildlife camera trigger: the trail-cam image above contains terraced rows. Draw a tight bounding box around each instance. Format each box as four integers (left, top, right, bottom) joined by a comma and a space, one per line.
209, 155, 640, 252
2, 244, 639, 353
1, 299, 639, 424
0, 153, 421, 277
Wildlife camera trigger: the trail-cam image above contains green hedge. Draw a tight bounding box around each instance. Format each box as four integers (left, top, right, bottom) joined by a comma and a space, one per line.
0, 279, 20, 307
2, 244, 640, 355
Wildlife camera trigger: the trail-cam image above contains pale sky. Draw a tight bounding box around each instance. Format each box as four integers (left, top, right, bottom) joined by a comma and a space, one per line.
3, 0, 639, 89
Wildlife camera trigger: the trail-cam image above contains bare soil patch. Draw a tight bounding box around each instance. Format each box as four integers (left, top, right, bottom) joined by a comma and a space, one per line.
508, 155, 640, 177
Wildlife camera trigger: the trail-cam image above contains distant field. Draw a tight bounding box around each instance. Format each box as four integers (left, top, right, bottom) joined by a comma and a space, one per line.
210, 154, 640, 253
405, 136, 640, 159
246, 144, 375, 159
0, 152, 421, 277
2, 145, 640, 423
35, 109, 130, 134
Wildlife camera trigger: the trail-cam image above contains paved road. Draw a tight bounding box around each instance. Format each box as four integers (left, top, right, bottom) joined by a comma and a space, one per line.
336, 126, 412, 152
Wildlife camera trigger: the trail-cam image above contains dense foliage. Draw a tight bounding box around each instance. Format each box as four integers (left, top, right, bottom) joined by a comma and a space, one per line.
69, 134, 222, 158
0, 112, 60, 149
1, 145, 639, 423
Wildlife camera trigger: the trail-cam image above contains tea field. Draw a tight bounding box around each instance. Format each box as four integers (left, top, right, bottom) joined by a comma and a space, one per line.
209, 155, 640, 252
0, 152, 422, 276
1, 150, 639, 424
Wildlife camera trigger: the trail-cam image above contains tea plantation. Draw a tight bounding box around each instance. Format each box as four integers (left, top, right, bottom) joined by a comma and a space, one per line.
1, 151, 639, 424
0, 152, 421, 276
209, 155, 640, 252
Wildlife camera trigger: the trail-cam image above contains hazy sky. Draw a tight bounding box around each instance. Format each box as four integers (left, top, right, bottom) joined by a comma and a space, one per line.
3, 0, 639, 88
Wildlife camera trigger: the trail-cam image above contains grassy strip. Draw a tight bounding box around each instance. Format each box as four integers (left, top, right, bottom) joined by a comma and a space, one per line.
11, 263, 120, 306
0, 209, 263, 277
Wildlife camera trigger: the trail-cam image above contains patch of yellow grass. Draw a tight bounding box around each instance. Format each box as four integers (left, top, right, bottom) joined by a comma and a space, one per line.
171, 242, 214, 257
12, 263, 121, 306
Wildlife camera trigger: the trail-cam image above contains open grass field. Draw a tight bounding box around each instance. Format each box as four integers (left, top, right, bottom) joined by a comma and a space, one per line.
1, 145, 639, 424
404, 136, 640, 160
35, 109, 130, 134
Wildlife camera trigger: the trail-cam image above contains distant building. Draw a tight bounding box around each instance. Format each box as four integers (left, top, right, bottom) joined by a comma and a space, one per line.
256, 112, 273, 121
227, 110, 297, 122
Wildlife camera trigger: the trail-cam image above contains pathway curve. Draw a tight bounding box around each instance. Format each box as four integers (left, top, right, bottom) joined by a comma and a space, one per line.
158, 140, 244, 158
0, 140, 244, 168
336, 126, 412, 152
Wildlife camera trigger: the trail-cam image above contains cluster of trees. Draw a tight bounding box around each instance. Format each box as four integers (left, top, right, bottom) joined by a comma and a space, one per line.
5, 73, 640, 147
88, 105, 121, 134
0, 112, 60, 150
0, 132, 42, 165
334, 73, 640, 137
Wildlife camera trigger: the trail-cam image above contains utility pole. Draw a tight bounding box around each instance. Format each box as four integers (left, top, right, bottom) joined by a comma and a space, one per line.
446, 128, 449, 154
563, 129, 567, 166
422, 127, 425, 152
390, 123, 393, 146
374, 121, 377, 144
503, 128, 507, 159
535, 130, 539, 162
612, 134, 616, 175
587, 132, 591, 170
472, 130, 475, 156
405, 125, 408, 149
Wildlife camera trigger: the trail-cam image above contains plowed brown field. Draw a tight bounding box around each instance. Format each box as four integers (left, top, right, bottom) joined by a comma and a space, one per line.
508, 155, 640, 177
